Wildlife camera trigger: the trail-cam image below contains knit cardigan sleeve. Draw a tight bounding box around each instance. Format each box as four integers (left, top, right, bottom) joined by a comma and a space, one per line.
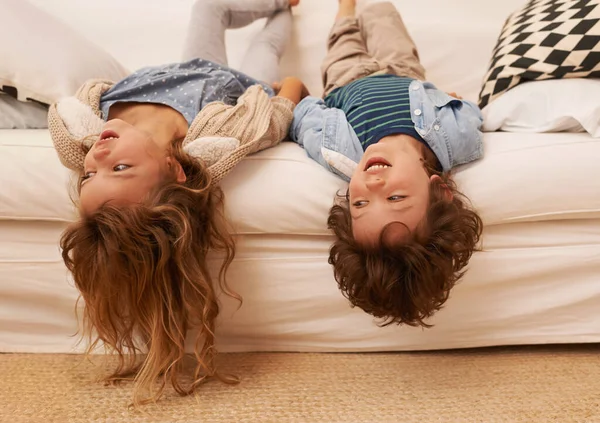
183, 85, 295, 184
47, 80, 114, 172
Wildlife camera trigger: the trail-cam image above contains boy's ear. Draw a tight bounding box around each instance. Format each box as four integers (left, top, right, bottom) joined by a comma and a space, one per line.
430, 175, 453, 202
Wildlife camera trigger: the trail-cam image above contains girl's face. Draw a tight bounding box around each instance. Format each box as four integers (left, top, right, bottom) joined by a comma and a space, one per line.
80, 119, 186, 214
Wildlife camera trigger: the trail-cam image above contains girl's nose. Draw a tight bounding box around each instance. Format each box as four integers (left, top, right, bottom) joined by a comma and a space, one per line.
92, 148, 110, 162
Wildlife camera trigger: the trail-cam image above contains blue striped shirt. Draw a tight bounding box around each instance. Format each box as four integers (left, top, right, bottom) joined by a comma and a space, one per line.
324, 74, 425, 150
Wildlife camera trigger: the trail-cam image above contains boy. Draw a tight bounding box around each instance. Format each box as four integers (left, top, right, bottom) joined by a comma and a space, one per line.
290, 0, 484, 327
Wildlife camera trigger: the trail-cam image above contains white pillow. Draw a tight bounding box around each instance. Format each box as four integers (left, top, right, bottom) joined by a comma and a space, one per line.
0, 95, 48, 129
482, 79, 600, 138
0, 0, 129, 105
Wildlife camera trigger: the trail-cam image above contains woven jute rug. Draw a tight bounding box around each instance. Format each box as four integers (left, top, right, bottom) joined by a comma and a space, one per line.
1, 345, 599, 423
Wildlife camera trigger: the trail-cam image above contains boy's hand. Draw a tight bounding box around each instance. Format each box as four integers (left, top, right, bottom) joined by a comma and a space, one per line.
274, 77, 310, 105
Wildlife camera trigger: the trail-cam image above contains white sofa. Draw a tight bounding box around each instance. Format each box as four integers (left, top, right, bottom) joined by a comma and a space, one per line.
1, 0, 599, 354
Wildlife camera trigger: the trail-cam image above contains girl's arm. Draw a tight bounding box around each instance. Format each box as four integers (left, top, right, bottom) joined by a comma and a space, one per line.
189, 85, 296, 184
274, 77, 310, 105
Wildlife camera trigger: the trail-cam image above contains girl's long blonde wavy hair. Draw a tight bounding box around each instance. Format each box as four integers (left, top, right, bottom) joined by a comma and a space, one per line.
61, 141, 237, 405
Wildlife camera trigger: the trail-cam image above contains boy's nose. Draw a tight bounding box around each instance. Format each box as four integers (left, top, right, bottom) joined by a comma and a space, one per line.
365, 178, 385, 190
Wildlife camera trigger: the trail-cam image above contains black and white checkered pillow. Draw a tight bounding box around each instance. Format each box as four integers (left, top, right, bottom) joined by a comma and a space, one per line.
479, 0, 600, 108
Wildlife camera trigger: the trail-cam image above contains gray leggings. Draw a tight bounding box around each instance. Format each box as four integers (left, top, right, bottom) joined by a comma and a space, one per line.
182, 0, 292, 84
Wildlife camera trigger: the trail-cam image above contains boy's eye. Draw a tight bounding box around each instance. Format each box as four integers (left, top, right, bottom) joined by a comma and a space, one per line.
113, 164, 131, 172
352, 200, 368, 207
388, 195, 406, 201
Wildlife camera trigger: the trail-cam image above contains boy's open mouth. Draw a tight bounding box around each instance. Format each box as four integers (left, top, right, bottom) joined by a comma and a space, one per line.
365, 157, 392, 172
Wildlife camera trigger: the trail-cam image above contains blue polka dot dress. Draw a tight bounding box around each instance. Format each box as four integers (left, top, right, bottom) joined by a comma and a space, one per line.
100, 58, 274, 125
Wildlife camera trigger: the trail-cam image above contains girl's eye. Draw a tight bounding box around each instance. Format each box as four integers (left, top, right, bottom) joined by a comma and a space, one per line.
81, 172, 96, 181
388, 195, 406, 201
113, 164, 131, 172
352, 200, 368, 207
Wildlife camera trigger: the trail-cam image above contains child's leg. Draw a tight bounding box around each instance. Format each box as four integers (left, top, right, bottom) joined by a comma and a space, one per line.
357, 2, 426, 80
321, 0, 383, 97
239, 9, 292, 84
182, 0, 291, 65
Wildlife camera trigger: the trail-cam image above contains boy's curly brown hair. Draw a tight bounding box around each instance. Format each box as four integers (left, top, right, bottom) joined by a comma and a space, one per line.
327, 146, 483, 327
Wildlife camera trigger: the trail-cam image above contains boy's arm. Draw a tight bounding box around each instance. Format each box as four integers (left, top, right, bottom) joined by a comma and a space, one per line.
290, 96, 362, 181
424, 85, 484, 168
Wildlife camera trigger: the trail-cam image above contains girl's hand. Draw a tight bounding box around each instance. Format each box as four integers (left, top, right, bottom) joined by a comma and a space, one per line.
274, 77, 310, 105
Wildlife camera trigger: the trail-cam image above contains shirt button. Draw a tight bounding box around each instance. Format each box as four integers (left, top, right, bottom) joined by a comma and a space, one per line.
434, 124, 440, 131
412, 84, 420, 91
414, 109, 422, 116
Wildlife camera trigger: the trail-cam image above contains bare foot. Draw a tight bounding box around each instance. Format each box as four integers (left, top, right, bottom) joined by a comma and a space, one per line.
289, 0, 300, 6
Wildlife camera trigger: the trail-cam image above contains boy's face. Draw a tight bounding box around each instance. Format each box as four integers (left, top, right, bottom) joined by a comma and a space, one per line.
348, 136, 437, 245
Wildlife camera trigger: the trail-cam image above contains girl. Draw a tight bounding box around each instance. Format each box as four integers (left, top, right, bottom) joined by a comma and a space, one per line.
49, 0, 307, 405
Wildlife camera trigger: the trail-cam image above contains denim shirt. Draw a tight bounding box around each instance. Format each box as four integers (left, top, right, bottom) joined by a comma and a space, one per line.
101, 58, 274, 126
289, 79, 484, 182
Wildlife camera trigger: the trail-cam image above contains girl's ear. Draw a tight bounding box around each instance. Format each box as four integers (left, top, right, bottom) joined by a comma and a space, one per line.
167, 157, 187, 183
430, 175, 453, 202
